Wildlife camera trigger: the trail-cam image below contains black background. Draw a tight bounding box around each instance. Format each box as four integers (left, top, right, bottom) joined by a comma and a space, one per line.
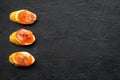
1, 0, 120, 80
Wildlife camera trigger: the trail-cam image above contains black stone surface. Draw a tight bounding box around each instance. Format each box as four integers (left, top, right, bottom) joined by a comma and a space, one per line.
1, 0, 120, 80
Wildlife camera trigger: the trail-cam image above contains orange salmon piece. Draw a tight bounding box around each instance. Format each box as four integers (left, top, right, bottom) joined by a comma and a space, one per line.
16, 10, 37, 24
14, 52, 32, 66
16, 29, 34, 45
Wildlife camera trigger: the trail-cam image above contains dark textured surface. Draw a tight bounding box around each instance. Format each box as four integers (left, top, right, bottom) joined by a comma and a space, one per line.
1, 0, 120, 80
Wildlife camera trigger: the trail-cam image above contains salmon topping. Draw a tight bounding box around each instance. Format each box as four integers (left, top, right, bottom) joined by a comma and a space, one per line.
16, 29, 34, 45
17, 10, 36, 24
14, 52, 32, 66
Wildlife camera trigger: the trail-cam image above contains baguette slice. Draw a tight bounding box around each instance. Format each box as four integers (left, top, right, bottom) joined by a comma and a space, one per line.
9, 51, 35, 67
9, 28, 35, 46
9, 9, 37, 24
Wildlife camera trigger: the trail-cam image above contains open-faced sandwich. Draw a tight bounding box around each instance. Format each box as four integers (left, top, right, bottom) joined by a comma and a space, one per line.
9, 9, 37, 24
9, 51, 35, 67
9, 28, 35, 46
